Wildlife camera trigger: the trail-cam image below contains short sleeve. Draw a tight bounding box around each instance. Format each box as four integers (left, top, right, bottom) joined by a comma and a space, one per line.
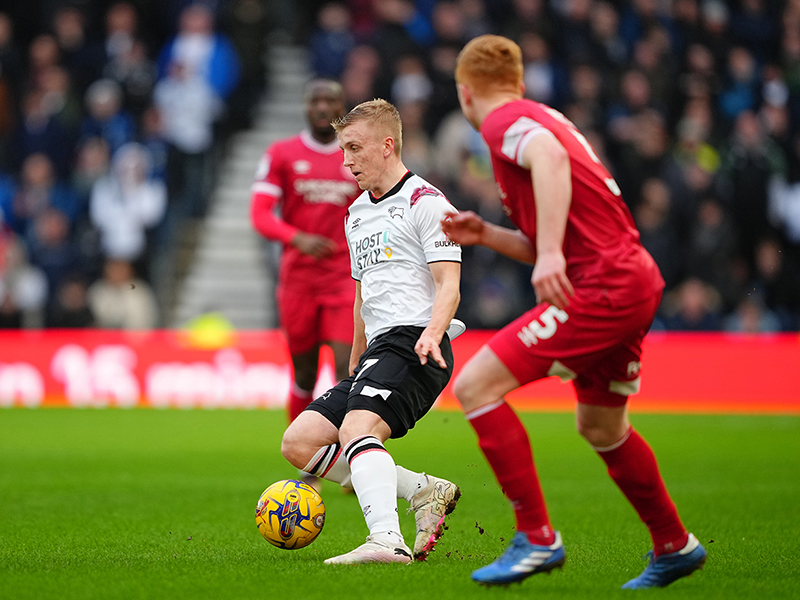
411, 189, 461, 263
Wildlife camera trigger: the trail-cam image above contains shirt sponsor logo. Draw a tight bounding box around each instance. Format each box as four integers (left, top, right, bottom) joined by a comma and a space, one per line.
434, 239, 460, 248
294, 179, 358, 205
410, 185, 442, 206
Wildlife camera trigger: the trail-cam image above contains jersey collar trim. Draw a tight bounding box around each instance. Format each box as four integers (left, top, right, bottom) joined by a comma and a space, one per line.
369, 171, 414, 204
300, 130, 341, 154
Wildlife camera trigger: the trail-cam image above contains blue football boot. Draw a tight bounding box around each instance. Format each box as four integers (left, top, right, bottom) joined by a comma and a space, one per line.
471, 531, 566, 585
622, 534, 707, 589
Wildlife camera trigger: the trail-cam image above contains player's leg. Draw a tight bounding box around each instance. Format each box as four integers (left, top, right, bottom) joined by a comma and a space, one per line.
325, 328, 459, 564
277, 284, 321, 422
288, 346, 320, 421
454, 345, 565, 584
319, 294, 355, 383
572, 293, 705, 588
323, 409, 413, 564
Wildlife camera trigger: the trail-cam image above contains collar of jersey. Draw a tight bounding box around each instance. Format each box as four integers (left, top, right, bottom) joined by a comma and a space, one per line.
300, 130, 341, 154
369, 171, 414, 204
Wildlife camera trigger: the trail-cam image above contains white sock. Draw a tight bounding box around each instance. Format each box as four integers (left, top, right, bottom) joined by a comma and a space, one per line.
395, 466, 429, 503
302, 443, 352, 488
345, 436, 403, 540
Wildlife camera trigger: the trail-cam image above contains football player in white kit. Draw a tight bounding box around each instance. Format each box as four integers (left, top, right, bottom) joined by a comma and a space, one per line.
281, 99, 465, 564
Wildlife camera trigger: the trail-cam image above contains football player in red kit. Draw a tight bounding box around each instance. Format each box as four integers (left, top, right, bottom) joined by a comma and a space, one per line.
250, 79, 360, 426
442, 35, 706, 589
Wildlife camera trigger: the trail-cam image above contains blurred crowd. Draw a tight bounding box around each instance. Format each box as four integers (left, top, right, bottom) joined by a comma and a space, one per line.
2, 0, 800, 334
0, 0, 266, 329
299, 0, 800, 333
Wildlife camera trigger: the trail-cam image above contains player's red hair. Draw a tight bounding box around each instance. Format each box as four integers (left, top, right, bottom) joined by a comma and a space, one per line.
456, 35, 523, 97
332, 99, 403, 156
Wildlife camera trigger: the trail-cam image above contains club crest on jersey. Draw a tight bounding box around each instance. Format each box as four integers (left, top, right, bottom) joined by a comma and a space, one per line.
388, 206, 404, 219
410, 185, 442, 206
292, 160, 312, 174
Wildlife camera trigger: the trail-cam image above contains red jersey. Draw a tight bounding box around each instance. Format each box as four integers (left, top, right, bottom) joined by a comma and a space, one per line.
481, 99, 664, 308
250, 130, 360, 290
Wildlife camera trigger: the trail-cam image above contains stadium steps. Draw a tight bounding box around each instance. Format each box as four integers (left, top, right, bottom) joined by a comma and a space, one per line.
169, 43, 310, 329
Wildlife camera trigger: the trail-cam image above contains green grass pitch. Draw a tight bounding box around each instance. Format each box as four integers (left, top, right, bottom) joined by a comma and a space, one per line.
1, 408, 798, 600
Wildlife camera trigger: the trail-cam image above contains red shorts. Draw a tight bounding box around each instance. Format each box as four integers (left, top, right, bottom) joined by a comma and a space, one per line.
276, 280, 356, 355
487, 290, 662, 407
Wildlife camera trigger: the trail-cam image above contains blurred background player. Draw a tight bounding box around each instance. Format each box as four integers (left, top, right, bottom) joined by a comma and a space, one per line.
281, 99, 462, 564
250, 79, 360, 444
444, 35, 706, 589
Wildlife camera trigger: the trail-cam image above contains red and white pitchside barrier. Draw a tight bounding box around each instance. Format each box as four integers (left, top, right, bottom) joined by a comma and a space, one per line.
0, 330, 798, 414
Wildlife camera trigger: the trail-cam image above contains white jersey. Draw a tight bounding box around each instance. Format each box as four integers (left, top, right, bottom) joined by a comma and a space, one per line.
346, 172, 461, 344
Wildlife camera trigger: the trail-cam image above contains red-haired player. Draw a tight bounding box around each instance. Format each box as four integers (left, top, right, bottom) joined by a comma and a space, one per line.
444, 35, 706, 589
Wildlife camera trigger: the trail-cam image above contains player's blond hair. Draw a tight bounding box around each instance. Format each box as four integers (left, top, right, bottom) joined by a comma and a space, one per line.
456, 35, 523, 97
332, 99, 403, 155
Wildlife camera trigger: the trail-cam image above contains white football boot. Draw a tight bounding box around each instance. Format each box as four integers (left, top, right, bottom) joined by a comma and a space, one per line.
410, 475, 461, 560
324, 533, 412, 565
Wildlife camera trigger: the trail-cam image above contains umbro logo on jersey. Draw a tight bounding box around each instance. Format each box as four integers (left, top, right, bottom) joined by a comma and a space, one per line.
388, 206, 404, 219
292, 160, 312, 174
350, 218, 361, 229
410, 185, 442, 206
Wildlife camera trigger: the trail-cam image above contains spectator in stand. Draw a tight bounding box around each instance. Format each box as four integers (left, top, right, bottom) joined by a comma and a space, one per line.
156, 3, 241, 104
749, 237, 800, 330
51, 5, 106, 96
718, 46, 761, 122
89, 142, 166, 268
686, 197, 740, 309
661, 277, 722, 331
309, 2, 355, 79
72, 137, 111, 207
79, 79, 137, 157
0, 13, 24, 93
3, 153, 80, 237
719, 110, 788, 260
634, 178, 684, 291
12, 89, 73, 178
0, 231, 48, 328
340, 44, 380, 107
46, 273, 95, 328
154, 4, 240, 220
88, 258, 159, 329
27, 207, 84, 305
519, 30, 569, 110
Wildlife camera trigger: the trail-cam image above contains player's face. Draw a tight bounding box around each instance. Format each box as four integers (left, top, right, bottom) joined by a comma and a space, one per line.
339, 120, 389, 192
305, 83, 345, 138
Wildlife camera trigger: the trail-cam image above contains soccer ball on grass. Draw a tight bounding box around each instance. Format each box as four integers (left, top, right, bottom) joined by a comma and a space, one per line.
255, 479, 325, 549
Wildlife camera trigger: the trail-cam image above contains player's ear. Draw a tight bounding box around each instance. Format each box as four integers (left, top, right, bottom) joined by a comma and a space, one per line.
384, 136, 394, 158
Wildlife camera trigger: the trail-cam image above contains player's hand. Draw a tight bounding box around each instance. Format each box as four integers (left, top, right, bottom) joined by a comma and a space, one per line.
414, 331, 447, 369
440, 211, 484, 246
291, 232, 337, 259
531, 250, 574, 310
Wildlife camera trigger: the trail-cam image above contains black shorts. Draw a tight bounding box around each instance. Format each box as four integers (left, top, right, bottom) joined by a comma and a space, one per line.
306, 326, 454, 438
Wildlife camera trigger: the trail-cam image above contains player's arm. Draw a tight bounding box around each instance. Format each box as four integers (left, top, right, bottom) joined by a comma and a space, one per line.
349, 280, 367, 375
441, 212, 537, 264
415, 261, 461, 368
249, 153, 336, 259
521, 132, 575, 310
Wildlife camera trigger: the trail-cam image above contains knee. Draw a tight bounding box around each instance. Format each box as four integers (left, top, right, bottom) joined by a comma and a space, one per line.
576, 416, 628, 449
452, 370, 479, 411
281, 425, 305, 468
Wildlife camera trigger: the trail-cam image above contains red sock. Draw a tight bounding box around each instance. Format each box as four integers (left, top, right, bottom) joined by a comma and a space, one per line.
467, 401, 554, 545
596, 428, 688, 556
287, 384, 313, 423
